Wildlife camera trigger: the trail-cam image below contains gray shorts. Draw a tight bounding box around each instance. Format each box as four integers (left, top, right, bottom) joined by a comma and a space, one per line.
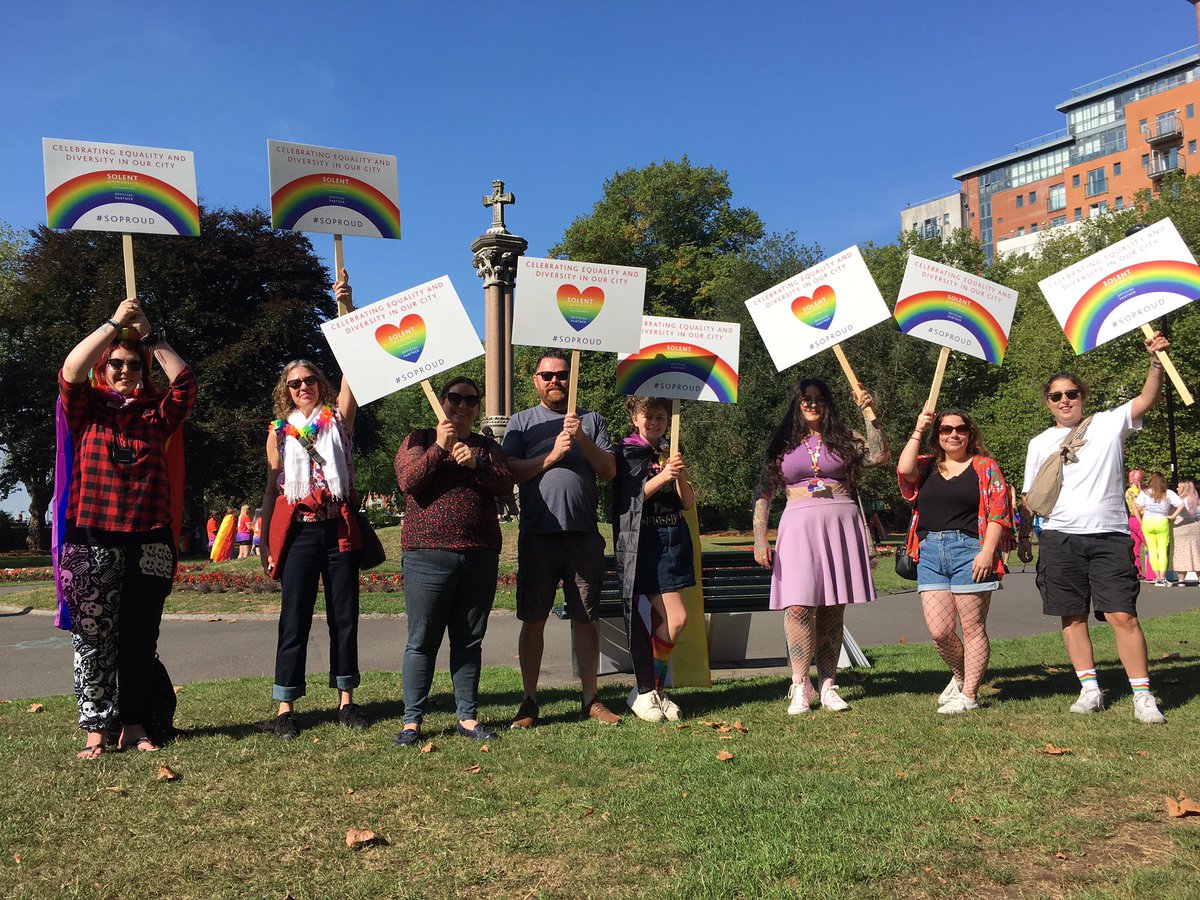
516, 530, 605, 624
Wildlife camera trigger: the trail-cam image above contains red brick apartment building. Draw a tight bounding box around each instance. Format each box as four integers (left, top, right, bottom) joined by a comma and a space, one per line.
902, 2, 1200, 261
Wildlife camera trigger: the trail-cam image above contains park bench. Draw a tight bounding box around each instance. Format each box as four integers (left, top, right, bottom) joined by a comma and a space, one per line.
557, 550, 870, 674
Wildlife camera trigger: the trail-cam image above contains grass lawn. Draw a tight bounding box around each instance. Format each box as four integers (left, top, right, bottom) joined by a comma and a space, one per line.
2, 613, 1198, 899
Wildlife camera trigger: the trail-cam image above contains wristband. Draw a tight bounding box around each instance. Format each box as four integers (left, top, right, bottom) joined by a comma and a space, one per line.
910, 433, 923, 441
105, 319, 120, 332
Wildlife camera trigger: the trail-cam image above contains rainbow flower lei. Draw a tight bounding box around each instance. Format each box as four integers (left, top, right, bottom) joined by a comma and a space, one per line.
270, 404, 334, 442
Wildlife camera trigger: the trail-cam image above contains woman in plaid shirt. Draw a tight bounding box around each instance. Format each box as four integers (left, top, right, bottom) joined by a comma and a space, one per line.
59, 296, 196, 759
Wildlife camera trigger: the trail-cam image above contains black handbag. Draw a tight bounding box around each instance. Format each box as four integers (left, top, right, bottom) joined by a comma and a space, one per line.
355, 509, 386, 570
894, 547, 918, 581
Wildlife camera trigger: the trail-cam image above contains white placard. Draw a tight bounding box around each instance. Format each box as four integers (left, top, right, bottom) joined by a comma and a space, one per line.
895, 255, 1017, 364
319, 276, 481, 406
267, 140, 401, 240
615, 316, 740, 403
1038, 218, 1200, 354
43, 138, 199, 237
512, 256, 647, 353
744, 245, 891, 371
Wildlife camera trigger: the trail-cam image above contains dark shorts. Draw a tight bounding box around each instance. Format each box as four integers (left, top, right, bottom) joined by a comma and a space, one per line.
633, 522, 696, 594
516, 530, 605, 624
1035, 530, 1139, 618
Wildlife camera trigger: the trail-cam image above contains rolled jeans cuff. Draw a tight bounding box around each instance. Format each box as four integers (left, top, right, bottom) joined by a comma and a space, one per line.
331, 673, 360, 691
272, 683, 307, 702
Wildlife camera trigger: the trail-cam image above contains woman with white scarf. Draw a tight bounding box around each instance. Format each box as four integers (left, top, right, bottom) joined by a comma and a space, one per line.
260, 272, 366, 740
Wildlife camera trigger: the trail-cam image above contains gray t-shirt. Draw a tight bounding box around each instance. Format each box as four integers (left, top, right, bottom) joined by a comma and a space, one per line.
501, 404, 613, 534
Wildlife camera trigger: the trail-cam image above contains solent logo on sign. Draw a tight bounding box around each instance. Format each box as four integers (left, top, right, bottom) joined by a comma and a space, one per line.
375, 315, 427, 363
790, 285, 837, 330
271, 173, 401, 239
556, 284, 605, 331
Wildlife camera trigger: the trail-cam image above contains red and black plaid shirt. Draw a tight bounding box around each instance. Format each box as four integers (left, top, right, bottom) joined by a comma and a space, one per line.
59, 367, 197, 533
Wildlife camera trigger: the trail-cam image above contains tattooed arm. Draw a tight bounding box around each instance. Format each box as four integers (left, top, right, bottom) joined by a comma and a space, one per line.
752, 474, 775, 569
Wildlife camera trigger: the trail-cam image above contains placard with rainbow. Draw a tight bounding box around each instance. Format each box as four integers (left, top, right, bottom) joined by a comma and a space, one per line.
743, 245, 891, 372
894, 256, 1017, 364
512, 256, 647, 354
1039, 218, 1200, 354
319, 276, 481, 406
616, 316, 741, 403
43, 138, 200, 237
267, 140, 400, 240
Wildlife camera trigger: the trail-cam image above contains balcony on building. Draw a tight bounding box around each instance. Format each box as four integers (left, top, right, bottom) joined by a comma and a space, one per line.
1143, 115, 1183, 145
1148, 155, 1186, 180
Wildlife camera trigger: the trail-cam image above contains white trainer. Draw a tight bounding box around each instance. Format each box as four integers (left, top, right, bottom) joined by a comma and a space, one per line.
938, 677, 962, 705
786, 681, 813, 715
657, 692, 682, 721
937, 695, 979, 715
1069, 687, 1105, 714
628, 689, 664, 722
1133, 692, 1166, 724
820, 685, 850, 712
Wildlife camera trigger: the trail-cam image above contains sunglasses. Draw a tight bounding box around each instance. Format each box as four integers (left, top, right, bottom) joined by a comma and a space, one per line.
536, 371, 569, 382
938, 424, 971, 436
107, 358, 143, 372
444, 392, 480, 408
287, 375, 319, 390
799, 396, 827, 408
1047, 390, 1081, 402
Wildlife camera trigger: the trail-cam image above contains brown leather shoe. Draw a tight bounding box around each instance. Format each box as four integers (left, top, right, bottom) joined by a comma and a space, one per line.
582, 698, 621, 725
510, 696, 539, 730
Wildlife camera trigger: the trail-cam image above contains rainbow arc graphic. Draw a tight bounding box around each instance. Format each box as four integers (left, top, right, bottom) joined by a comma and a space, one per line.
615, 341, 738, 402
272, 173, 401, 239
894, 291, 1009, 364
46, 170, 200, 236
1062, 259, 1200, 353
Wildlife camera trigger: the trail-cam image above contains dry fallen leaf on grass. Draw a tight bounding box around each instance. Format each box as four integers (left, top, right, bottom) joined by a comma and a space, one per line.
12, 855, 19, 865
479, 744, 489, 753
466, 764, 482, 774
600, 811, 610, 821
732, 720, 748, 734
345, 828, 383, 849
1136, 750, 1151, 757
26, 703, 43, 714
420, 742, 435, 754
581, 807, 594, 818
155, 764, 179, 782
207, 617, 222, 623
346, 787, 355, 795
1055, 851, 1068, 860
898, 635, 907, 644
1166, 794, 1200, 818
1037, 743, 1072, 756
172, 685, 183, 695
675, 723, 691, 730
1161, 651, 1181, 660
716, 725, 731, 734
104, 786, 123, 794
895, 772, 908, 779
698, 720, 726, 729
716, 750, 734, 761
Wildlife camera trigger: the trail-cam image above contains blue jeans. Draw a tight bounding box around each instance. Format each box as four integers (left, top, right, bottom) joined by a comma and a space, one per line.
401, 549, 498, 723
916, 530, 1000, 594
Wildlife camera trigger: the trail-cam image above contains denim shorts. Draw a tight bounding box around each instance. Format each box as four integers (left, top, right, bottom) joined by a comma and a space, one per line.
916, 530, 1000, 594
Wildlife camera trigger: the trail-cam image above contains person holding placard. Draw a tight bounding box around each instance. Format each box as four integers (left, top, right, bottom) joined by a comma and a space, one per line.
897, 410, 1012, 714
1132, 473, 1185, 587
260, 273, 368, 740
58, 296, 196, 758
393, 376, 514, 746
1017, 332, 1171, 724
612, 396, 696, 722
753, 377, 889, 714
502, 350, 621, 728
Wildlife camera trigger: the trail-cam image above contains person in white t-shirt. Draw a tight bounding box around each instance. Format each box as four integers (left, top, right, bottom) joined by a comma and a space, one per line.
1133, 472, 1184, 587
1017, 331, 1170, 725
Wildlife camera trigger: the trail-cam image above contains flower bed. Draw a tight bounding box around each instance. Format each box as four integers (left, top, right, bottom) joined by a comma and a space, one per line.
0, 566, 53, 583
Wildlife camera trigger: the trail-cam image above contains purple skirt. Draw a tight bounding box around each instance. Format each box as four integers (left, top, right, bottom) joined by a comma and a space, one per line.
770, 495, 876, 609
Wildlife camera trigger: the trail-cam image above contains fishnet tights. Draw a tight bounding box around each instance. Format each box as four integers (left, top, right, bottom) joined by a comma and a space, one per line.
921, 591, 991, 699
784, 604, 846, 692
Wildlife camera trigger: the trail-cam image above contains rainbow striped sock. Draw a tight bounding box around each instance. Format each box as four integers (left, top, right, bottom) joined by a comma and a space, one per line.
1076, 669, 1099, 692
652, 635, 675, 689
1129, 677, 1151, 695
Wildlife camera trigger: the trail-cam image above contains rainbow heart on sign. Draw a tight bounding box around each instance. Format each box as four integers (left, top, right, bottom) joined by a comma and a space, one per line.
791, 284, 837, 330
375, 315, 427, 363
556, 284, 605, 332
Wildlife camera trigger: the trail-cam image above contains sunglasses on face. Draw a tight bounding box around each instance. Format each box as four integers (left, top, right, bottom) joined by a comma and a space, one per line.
444, 392, 480, 408
939, 424, 970, 436
287, 375, 319, 390
1047, 390, 1081, 402
107, 358, 143, 372
799, 396, 827, 408
536, 371, 569, 382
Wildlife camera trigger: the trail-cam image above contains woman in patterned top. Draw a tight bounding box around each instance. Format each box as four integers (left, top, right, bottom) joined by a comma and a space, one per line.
260, 271, 366, 740
393, 376, 514, 746
897, 408, 1012, 714
58, 295, 196, 758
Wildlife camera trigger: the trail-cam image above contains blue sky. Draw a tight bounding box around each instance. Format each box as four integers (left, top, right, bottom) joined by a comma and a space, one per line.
1, 0, 1196, 514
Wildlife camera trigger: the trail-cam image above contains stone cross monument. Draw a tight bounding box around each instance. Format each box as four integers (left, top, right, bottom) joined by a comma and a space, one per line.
471, 180, 528, 437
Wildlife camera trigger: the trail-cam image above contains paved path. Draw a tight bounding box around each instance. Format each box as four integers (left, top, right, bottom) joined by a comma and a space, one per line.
3, 572, 1199, 700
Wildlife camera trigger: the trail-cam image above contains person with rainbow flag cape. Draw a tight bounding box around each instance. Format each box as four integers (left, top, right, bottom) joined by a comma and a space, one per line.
52, 295, 195, 759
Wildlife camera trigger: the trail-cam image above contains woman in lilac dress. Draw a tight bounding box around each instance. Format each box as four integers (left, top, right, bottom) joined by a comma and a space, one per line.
752, 378, 889, 714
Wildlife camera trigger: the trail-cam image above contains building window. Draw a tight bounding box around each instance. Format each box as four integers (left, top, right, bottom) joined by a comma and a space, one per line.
1074, 207, 1083, 221
1072, 174, 1081, 187
1115, 197, 1124, 209
1188, 104, 1195, 119
1030, 223, 1038, 233
1017, 227, 1025, 236
1190, 140, 1198, 154
1029, 190, 1037, 204
1113, 162, 1121, 176
1051, 215, 1067, 227
1016, 195, 1024, 208
1090, 201, 1108, 217
1049, 183, 1066, 211
1086, 167, 1107, 196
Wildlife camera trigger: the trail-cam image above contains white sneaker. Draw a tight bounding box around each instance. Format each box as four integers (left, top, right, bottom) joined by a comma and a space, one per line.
820, 685, 850, 712
1069, 687, 1105, 714
657, 692, 682, 722
786, 682, 813, 715
628, 690, 664, 722
938, 677, 962, 705
937, 695, 979, 715
1133, 692, 1166, 724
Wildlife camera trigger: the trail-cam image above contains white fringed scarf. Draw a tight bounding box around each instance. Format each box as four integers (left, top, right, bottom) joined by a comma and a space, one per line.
281, 405, 350, 504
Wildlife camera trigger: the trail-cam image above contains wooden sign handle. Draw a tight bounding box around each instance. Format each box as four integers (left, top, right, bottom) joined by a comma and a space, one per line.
333, 234, 351, 317
420, 380, 445, 421
923, 347, 951, 414
669, 398, 681, 458
830, 343, 876, 423
1141, 324, 1194, 406
567, 350, 581, 415
122, 233, 137, 299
